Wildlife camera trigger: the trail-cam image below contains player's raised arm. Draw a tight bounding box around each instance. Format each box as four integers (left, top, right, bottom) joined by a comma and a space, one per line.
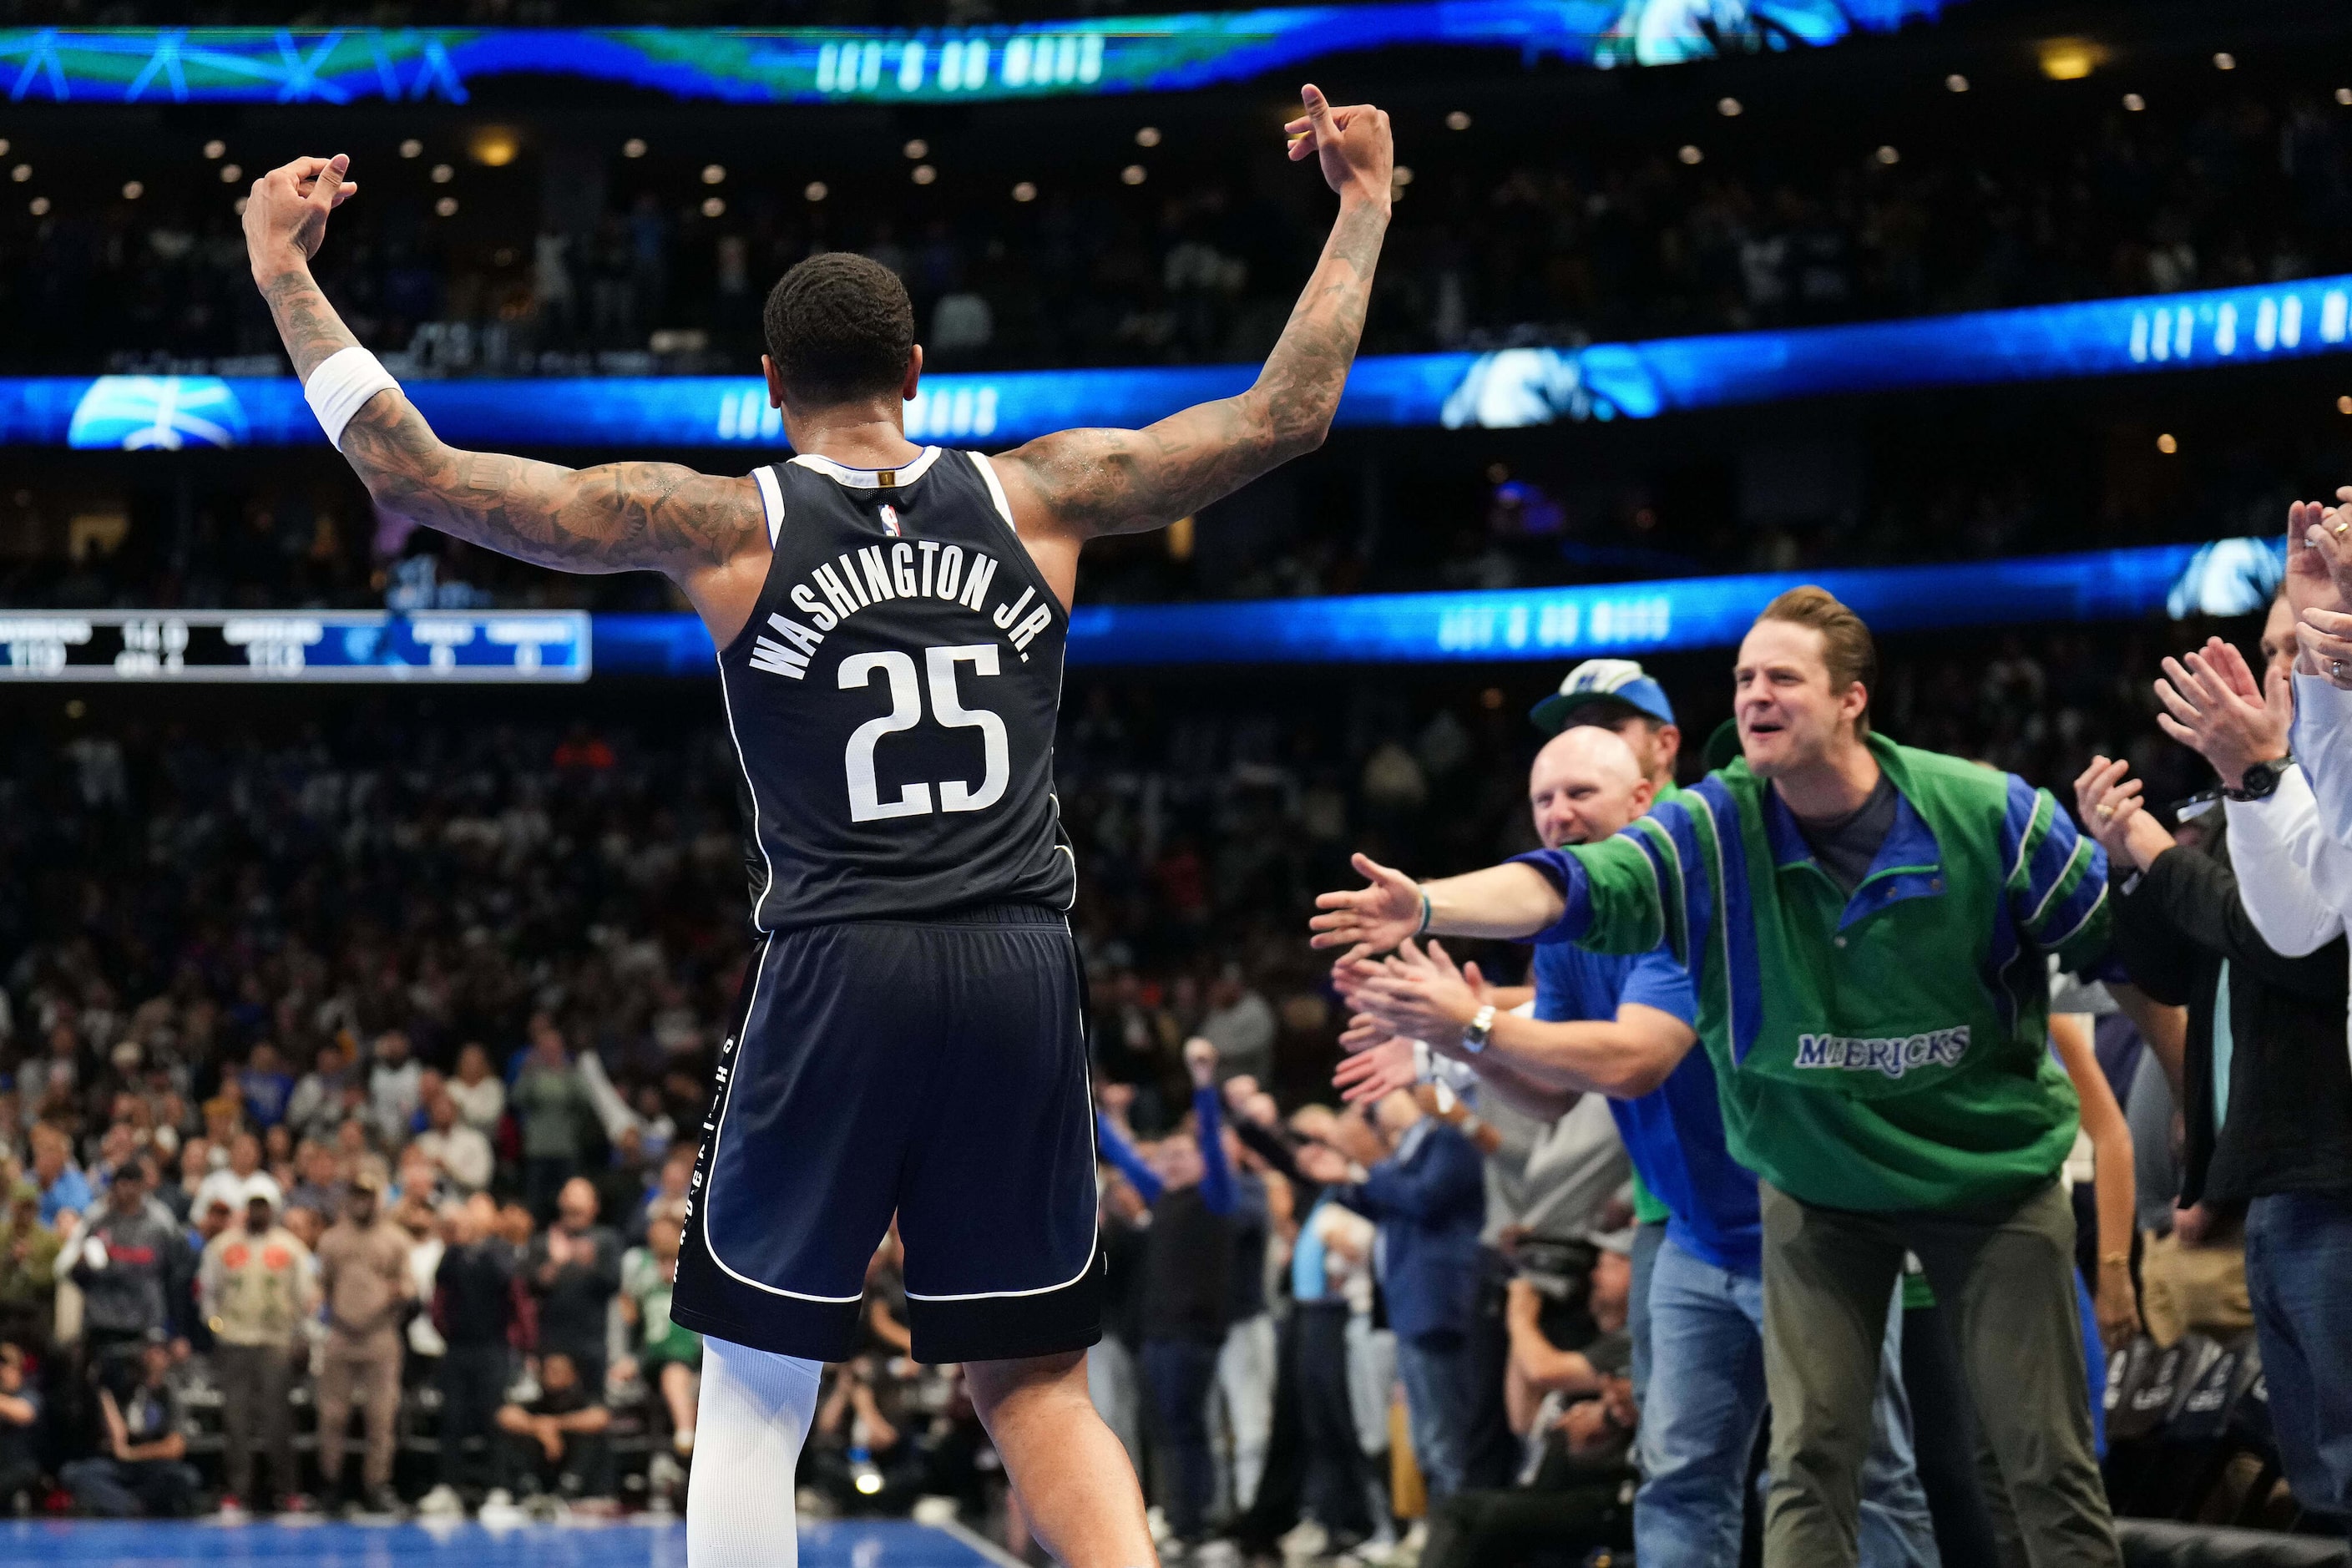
990, 85, 1393, 574
243, 156, 765, 617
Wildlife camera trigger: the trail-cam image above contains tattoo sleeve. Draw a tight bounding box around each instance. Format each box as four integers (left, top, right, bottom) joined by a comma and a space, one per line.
254, 266, 761, 577
1005, 196, 1390, 538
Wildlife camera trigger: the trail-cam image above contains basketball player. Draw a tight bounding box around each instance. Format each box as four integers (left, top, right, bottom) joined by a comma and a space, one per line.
241, 87, 1390, 1567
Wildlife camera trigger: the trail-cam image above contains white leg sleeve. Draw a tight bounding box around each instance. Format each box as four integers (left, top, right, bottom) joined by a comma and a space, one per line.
687, 1336, 822, 1568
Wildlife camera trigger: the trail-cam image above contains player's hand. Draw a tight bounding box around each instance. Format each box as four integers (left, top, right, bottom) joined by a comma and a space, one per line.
243, 153, 358, 281
1285, 84, 1393, 213
1311, 852, 1423, 957
1183, 1036, 1219, 1089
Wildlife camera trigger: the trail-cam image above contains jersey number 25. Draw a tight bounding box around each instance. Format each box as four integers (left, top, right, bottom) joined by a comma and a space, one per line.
839, 645, 1010, 822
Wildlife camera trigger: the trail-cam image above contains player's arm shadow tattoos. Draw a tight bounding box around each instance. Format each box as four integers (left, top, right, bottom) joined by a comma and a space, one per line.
259, 270, 761, 578
1003, 199, 1388, 540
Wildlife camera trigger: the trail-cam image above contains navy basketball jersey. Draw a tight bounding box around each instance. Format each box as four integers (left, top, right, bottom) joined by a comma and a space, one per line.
717, 447, 1077, 930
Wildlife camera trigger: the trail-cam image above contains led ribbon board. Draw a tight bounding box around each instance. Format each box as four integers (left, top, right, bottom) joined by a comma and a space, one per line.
0, 609, 590, 680
1, 3, 1949, 104
12, 539, 2273, 680
589, 537, 2280, 675
8, 272, 2348, 452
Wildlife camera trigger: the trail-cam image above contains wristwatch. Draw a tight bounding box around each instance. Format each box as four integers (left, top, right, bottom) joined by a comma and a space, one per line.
2226, 756, 2292, 802
1460, 1004, 1497, 1055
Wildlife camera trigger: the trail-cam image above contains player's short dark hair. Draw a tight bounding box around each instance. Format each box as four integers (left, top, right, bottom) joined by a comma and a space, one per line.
762, 252, 916, 408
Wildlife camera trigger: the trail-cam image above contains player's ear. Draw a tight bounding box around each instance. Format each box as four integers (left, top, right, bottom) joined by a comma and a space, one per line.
902, 344, 923, 402
761, 354, 785, 411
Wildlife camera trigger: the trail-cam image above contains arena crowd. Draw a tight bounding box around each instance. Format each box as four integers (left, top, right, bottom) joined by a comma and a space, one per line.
0, 534, 2347, 1560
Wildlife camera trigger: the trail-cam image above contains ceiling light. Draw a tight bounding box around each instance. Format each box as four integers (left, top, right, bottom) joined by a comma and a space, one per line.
2124, 93, 2147, 111
399, 139, 423, 159
2156, 432, 2177, 454
701, 164, 726, 185
2036, 38, 2100, 81
1677, 144, 1703, 164
903, 139, 928, 159
220, 164, 241, 183
701, 195, 726, 217
1012, 180, 1037, 202
468, 126, 519, 167
1717, 97, 1742, 117
8, 164, 28, 184
28, 196, 48, 215
203, 139, 225, 159
2213, 51, 2235, 70
2338, 395, 2352, 415
1444, 109, 1470, 130
232, 196, 246, 215
1874, 144, 1899, 164
912, 164, 936, 185
1945, 73, 1969, 93
0, 140, 8, 157
121, 180, 143, 200
622, 137, 647, 158
1393, 165, 1414, 185
1120, 164, 1147, 185
804, 180, 828, 201
430, 163, 453, 184
2338, 88, 2352, 106
435, 196, 458, 217
1135, 126, 1161, 147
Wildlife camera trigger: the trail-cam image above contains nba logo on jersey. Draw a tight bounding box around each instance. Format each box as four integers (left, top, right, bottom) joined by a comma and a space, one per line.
878, 503, 902, 537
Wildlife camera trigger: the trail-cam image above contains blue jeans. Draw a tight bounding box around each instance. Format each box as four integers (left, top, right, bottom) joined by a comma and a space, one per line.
1395, 1332, 1470, 1502
1629, 1218, 1667, 1407
1142, 1336, 1222, 1542
2248, 1190, 2352, 1525
1636, 1235, 1939, 1567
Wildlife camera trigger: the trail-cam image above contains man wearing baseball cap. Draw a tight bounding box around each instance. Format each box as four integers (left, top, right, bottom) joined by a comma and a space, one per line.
1531, 659, 1682, 796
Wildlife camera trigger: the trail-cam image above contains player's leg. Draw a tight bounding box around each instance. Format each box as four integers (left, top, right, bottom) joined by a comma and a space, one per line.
896, 909, 1148, 1565
968, 1352, 1156, 1566
685, 1337, 822, 1568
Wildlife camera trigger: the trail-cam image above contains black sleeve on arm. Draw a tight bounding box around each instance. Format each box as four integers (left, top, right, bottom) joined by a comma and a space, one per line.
2107, 861, 2198, 1008
1233, 1119, 1308, 1186
2140, 844, 2349, 1001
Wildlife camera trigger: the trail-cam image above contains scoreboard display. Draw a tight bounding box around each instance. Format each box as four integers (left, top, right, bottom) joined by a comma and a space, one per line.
0, 611, 590, 683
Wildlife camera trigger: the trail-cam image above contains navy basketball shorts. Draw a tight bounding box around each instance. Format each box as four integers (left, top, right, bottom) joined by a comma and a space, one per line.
670, 903, 1104, 1364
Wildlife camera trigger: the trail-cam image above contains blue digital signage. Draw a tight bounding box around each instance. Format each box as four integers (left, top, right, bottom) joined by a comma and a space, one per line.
9, 272, 2348, 454
588, 537, 2279, 676
1, 3, 1950, 105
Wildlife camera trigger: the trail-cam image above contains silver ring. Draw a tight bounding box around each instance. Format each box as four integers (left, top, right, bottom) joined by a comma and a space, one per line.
2336, 660, 2349, 682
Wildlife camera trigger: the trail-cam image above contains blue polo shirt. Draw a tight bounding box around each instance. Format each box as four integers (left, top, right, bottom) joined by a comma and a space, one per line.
1532, 939, 1762, 1276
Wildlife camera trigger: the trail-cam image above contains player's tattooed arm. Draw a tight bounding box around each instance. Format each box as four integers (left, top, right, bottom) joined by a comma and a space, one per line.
245, 154, 762, 580
995, 87, 1393, 541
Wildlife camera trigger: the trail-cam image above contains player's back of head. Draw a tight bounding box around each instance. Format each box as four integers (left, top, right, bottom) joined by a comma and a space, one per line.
762, 253, 916, 409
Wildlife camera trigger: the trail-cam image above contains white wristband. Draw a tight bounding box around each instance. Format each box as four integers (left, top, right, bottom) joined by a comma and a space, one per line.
303, 345, 400, 450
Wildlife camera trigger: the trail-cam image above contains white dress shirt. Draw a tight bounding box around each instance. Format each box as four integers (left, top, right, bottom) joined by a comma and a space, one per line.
2226, 759, 2352, 1062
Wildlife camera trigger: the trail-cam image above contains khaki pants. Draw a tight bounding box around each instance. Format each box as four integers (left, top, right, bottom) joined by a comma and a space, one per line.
316, 1330, 402, 1492
1759, 1180, 2119, 1568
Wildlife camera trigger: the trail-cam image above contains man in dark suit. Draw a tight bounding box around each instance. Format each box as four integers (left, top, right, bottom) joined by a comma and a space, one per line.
1302, 1088, 1485, 1500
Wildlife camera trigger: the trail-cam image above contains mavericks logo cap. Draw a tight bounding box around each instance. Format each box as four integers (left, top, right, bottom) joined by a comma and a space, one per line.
1530, 658, 1677, 735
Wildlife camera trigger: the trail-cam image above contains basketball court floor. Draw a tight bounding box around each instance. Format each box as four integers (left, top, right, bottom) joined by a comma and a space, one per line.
0, 1516, 1019, 1568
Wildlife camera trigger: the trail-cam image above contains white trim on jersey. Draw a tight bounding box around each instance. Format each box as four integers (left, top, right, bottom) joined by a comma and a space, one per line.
752, 466, 786, 548
903, 1037, 1100, 1303
967, 450, 1019, 534
788, 446, 945, 488
698, 936, 867, 1305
